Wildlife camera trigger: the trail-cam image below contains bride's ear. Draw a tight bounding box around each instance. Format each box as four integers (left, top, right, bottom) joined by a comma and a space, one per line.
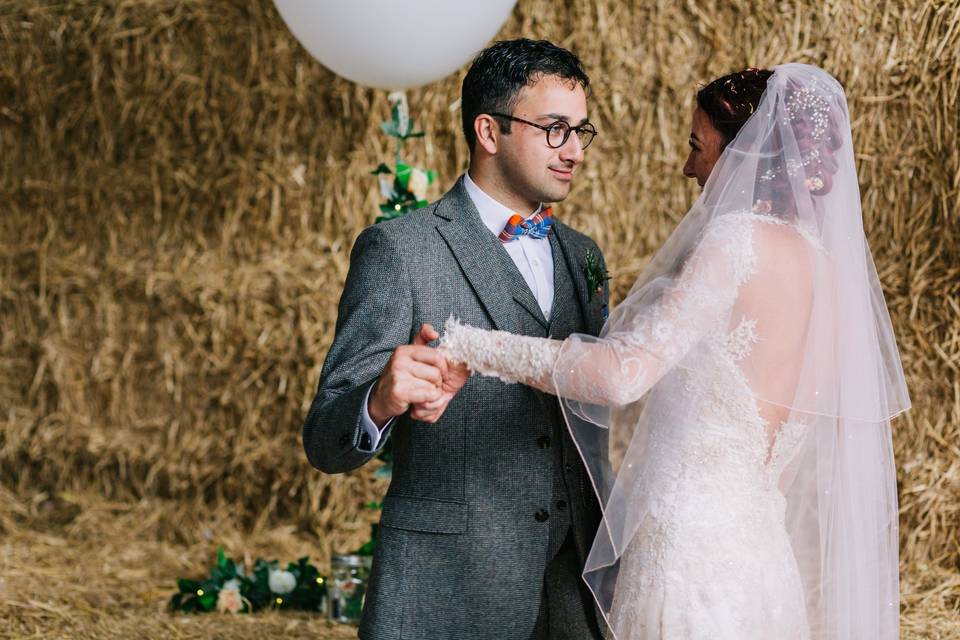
474, 114, 500, 155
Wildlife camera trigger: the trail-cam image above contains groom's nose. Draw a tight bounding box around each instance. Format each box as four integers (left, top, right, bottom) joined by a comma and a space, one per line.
558, 134, 585, 165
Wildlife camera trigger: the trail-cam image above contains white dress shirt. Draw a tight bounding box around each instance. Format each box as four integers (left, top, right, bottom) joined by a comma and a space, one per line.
358, 172, 555, 451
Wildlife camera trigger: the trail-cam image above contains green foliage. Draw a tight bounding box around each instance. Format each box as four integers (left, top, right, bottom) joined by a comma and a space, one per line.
170, 547, 327, 614
583, 250, 611, 302
373, 94, 437, 225
380, 98, 424, 141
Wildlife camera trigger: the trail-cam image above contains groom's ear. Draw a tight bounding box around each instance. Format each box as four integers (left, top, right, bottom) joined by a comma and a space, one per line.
473, 114, 500, 156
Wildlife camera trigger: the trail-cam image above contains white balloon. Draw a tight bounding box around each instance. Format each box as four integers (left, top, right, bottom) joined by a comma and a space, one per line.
273, 0, 518, 91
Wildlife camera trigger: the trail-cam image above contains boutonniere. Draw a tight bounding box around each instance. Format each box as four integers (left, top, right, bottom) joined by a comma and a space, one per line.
582, 249, 610, 303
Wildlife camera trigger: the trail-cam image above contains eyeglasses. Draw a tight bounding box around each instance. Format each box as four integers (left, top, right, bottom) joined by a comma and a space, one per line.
488, 113, 598, 149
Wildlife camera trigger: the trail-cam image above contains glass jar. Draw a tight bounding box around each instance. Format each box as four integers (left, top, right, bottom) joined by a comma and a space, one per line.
328, 554, 373, 625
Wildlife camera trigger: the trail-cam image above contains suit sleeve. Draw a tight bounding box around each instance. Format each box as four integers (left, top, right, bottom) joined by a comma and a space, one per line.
303, 224, 412, 474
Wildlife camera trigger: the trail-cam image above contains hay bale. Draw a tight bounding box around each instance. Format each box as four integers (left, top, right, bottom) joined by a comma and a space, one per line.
0, 0, 957, 623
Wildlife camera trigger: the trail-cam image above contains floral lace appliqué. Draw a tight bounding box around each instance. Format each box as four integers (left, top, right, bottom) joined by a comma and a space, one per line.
725, 317, 759, 361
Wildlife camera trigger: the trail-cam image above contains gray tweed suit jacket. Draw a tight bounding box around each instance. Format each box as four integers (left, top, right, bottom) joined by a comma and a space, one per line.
303, 177, 609, 640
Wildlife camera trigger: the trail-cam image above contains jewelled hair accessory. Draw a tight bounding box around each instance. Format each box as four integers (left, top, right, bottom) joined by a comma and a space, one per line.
784, 81, 831, 141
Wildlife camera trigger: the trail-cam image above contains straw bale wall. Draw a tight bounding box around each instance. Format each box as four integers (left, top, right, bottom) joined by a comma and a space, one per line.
1, 0, 957, 595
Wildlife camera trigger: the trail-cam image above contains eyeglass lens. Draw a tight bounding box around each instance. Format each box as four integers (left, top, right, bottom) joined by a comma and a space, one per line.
546, 122, 596, 149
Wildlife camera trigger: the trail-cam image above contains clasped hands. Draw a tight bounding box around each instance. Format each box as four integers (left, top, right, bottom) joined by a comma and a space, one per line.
367, 324, 470, 426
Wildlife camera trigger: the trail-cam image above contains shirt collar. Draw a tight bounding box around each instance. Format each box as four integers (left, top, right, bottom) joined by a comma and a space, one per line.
463, 171, 542, 237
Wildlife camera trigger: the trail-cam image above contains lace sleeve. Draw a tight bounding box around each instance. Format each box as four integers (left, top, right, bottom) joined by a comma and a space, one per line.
439, 317, 563, 392
441, 216, 758, 406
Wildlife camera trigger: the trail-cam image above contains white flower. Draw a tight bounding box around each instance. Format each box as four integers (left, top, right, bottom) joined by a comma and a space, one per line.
222, 578, 241, 591
804, 175, 824, 192
268, 569, 297, 595
407, 168, 430, 201
217, 586, 244, 614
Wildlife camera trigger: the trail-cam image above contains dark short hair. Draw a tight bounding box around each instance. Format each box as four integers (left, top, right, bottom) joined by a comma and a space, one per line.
461, 38, 590, 152
696, 68, 773, 148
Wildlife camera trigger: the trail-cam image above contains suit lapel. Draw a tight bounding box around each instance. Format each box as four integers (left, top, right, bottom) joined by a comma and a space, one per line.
547, 232, 579, 338
550, 222, 595, 334
435, 179, 548, 332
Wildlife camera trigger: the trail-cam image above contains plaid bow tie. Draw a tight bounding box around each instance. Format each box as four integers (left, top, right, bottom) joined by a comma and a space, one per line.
498, 207, 554, 243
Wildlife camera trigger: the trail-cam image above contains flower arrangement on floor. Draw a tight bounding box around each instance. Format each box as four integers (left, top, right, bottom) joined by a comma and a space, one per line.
170, 547, 327, 614
171, 515, 381, 616
372, 91, 437, 224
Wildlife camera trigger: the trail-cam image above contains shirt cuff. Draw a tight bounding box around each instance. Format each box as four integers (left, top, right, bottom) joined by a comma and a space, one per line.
358, 381, 394, 452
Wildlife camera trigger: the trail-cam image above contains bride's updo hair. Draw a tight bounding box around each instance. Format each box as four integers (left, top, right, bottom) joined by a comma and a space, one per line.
696, 68, 774, 148
700, 68, 844, 207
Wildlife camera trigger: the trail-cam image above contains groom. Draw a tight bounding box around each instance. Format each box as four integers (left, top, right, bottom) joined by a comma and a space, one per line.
303, 39, 608, 640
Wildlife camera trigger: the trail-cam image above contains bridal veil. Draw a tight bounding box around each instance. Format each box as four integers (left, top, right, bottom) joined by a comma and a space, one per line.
555, 63, 910, 639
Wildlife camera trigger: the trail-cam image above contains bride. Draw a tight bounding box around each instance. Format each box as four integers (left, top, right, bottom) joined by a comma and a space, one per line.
436, 64, 910, 639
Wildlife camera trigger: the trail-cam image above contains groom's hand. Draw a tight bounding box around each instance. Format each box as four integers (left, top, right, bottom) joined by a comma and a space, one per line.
410, 342, 470, 424
368, 324, 447, 427
410, 359, 469, 423
409, 324, 469, 423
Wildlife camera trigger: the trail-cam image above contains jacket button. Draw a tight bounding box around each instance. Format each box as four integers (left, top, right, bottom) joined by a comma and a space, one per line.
564, 463, 574, 473
338, 434, 350, 447
537, 436, 551, 449
534, 509, 549, 522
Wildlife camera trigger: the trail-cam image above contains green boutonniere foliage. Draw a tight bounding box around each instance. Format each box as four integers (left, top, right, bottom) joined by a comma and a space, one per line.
583, 249, 610, 302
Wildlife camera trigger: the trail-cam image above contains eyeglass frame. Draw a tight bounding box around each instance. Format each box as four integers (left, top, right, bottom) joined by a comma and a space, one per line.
487, 112, 598, 149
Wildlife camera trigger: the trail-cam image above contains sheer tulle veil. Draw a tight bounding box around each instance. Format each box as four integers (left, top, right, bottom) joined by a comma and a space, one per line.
555, 63, 910, 639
